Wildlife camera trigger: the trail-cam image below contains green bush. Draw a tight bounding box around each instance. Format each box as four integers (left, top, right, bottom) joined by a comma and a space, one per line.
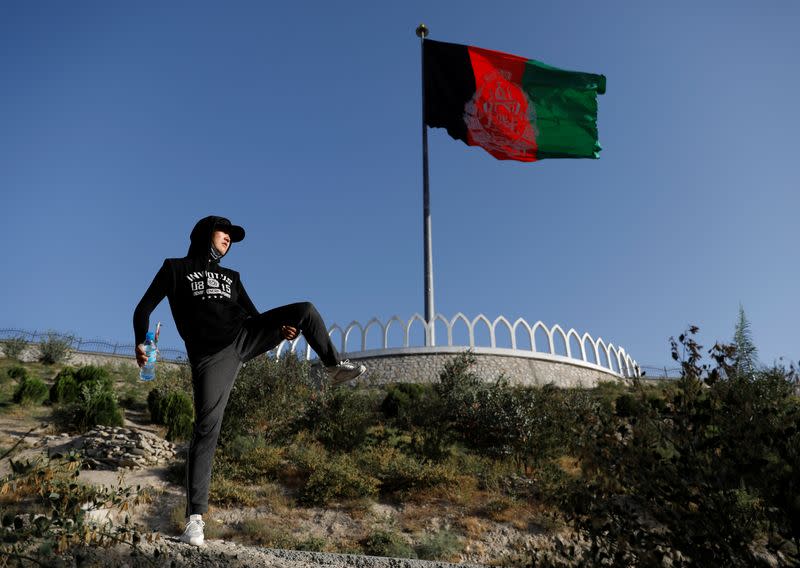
381, 383, 428, 423
306, 388, 378, 452
147, 388, 164, 423
161, 391, 194, 441
74, 366, 111, 388
415, 529, 462, 561
298, 452, 378, 506
220, 355, 313, 445
571, 328, 800, 566
7, 366, 28, 380
358, 445, 458, 495
362, 530, 417, 559
12, 376, 49, 405
1, 336, 28, 360
37, 331, 73, 365
436, 353, 597, 472
70, 380, 124, 431
50, 373, 79, 404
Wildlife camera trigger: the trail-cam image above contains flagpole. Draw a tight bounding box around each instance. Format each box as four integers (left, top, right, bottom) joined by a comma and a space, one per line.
417, 23, 435, 347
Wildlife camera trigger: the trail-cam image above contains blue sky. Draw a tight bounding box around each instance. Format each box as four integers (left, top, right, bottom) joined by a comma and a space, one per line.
2, 1, 798, 371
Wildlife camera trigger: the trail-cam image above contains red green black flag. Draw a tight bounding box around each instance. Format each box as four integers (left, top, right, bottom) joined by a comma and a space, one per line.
423, 39, 606, 162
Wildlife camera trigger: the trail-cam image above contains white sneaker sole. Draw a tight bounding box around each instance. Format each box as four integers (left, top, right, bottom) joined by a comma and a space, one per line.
329, 366, 367, 386
180, 535, 205, 547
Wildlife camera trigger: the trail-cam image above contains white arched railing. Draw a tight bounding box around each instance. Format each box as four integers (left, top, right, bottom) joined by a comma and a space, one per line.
274, 313, 640, 378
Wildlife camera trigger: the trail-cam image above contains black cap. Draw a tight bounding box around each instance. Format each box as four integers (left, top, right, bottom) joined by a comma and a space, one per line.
213, 217, 245, 242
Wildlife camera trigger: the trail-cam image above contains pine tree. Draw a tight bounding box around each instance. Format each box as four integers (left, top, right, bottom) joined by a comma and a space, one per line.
732, 304, 758, 377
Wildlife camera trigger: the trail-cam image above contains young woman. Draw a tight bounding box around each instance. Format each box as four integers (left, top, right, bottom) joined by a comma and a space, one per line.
133, 215, 365, 546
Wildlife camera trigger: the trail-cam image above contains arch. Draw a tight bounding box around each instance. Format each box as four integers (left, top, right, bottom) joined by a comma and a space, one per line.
363, 317, 385, 351
450, 313, 472, 347
513, 318, 534, 351
472, 314, 493, 347
581, 333, 598, 364
384, 316, 405, 349
343, 320, 364, 354
532, 321, 552, 354
567, 329, 584, 360
328, 324, 345, 354
607, 345, 620, 374
406, 314, 428, 347
433, 314, 450, 348
551, 325, 568, 357
493, 316, 514, 349
596, 339, 610, 369
274, 339, 289, 359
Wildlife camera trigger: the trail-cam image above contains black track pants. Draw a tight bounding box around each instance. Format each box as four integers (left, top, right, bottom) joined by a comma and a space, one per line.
185, 301, 340, 516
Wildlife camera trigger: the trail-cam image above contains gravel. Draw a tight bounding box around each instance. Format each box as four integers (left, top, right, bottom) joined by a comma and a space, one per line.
66, 537, 489, 568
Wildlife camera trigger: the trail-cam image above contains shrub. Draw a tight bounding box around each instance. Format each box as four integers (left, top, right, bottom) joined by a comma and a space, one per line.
74, 366, 111, 389
71, 380, 124, 431
147, 388, 165, 423
220, 355, 313, 445
1, 336, 28, 360
571, 328, 800, 566
161, 391, 194, 441
358, 445, 459, 496
298, 453, 378, 506
215, 438, 284, 483
12, 376, 49, 405
381, 383, 428, 423
37, 331, 73, 365
437, 353, 597, 472
50, 373, 79, 404
415, 529, 462, 561
306, 388, 378, 452
7, 366, 28, 380
362, 529, 417, 559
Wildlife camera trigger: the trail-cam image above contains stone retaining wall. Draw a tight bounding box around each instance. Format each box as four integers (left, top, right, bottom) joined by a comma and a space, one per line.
341, 347, 625, 388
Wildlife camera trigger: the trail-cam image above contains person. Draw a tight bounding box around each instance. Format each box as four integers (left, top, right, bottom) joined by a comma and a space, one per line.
133, 215, 365, 547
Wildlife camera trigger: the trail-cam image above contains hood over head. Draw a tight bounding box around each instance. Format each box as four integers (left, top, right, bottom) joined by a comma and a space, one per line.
187, 215, 246, 259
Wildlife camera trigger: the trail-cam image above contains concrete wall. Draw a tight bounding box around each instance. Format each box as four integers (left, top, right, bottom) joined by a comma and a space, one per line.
341, 347, 625, 388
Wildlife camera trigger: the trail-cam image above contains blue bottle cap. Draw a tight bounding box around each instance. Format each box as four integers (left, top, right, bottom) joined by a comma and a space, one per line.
145, 331, 155, 341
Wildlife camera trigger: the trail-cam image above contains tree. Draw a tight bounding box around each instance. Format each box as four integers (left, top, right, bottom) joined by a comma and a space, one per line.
732, 304, 758, 377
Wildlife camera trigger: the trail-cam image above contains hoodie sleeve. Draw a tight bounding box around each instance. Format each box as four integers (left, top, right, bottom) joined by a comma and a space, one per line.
133, 260, 171, 345
236, 278, 260, 318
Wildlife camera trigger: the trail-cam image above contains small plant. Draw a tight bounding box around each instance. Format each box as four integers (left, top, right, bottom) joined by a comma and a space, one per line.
12, 375, 48, 405
220, 354, 314, 445
37, 331, 74, 365
71, 379, 124, 431
147, 387, 165, 423
306, 388, 378, 452
362, 529, 417, 559
161, 390, 194, 441
50, 369, 79, 404
1, 335, 28, 360
298, 452, 379, 506
415, 529, 462, 561
0, 449, 151, 564
6, 365, 28, 380
74, 365, 112, 388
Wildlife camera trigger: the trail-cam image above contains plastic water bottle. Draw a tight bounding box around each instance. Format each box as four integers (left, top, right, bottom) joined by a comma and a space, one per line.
139, 331, 158, 381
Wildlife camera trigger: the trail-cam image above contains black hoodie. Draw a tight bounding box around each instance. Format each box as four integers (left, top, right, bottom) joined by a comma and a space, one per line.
133, 216, 259, 360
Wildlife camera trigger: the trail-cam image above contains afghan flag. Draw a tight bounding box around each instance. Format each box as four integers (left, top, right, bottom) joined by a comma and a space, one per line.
423, 39, 606, 162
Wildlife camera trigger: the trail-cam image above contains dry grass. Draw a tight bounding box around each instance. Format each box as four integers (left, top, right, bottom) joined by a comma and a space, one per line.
458, 516, 488, 539
555, 455, 582, 477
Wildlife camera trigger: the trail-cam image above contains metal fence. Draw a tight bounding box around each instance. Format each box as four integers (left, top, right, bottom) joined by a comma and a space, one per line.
637, 365, 682, 379
0, 328, 188, 362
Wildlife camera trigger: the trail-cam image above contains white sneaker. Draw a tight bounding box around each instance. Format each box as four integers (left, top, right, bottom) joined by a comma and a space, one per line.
180, 515, 205, 546
326, 360, 366, 386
